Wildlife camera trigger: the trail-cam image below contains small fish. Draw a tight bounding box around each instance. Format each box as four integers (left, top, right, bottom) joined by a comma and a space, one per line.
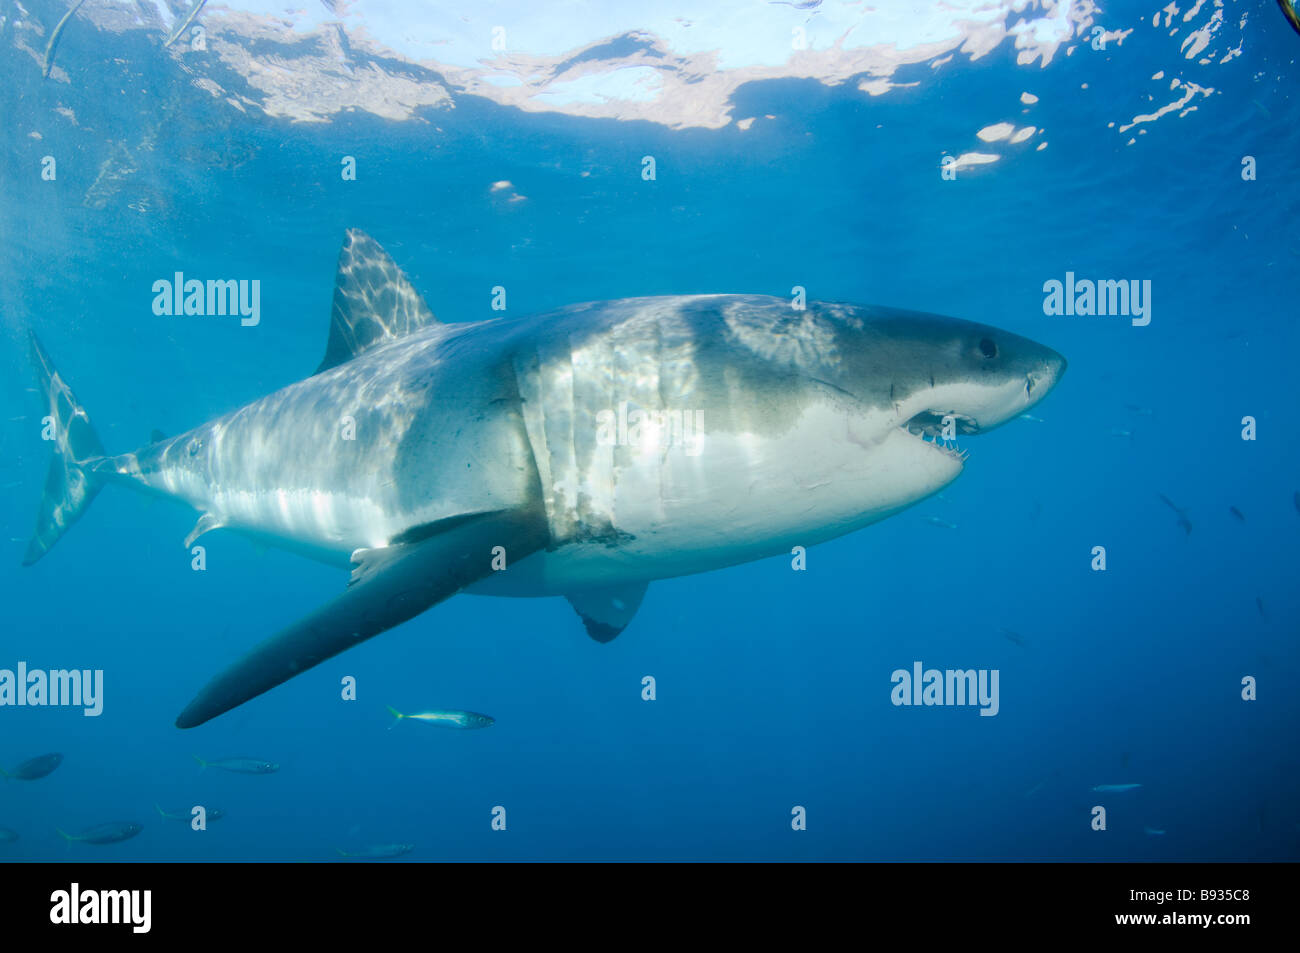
7, 416, 27, 422
164, 0, 209, 48
0, 827, 18, 844
1158, 494, 1192, 535
1143, 826, 1166, 836
193, 755, 279, 774
57, 822, 142, 845
998, 627, 1025, 647
1024, 777, 1050, 798
41, 0, 87, 79
1018, 413, 1045, 423
155, 804, 224, 822
386, 705, 495, 730
336, 843, 414, 859
921, 516, 958, 530
1256, 597, 1267, 620
1110, 428, 1133, 439
0, 752, 63, 781
1092, 783, 1142, 793
1229, 506, 1245, 522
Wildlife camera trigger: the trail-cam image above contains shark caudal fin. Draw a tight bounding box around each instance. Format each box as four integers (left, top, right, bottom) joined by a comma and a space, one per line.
22, 331, 108, 566
385, 706, 405, 729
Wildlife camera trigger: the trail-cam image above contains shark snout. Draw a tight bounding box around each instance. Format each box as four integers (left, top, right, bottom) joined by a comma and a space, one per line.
1026, 347, 1067, 403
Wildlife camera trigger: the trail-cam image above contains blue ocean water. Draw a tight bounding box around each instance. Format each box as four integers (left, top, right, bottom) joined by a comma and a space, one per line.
1, 0, 1297, 861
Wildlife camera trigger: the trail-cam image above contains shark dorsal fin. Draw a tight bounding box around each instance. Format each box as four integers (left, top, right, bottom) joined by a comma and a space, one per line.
316, 229, 440, 374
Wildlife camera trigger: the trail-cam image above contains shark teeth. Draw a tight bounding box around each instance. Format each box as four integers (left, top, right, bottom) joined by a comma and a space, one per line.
902, 425, 970, 463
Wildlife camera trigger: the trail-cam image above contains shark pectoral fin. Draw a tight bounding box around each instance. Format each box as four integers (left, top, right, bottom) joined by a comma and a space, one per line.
175, 509, 549, 729
184, 512, 224, 548
566, 582, 649, 643
315, 229, 444, 375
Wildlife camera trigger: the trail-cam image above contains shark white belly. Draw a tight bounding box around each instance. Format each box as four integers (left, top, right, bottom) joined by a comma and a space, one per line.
470, 405, 966, 596
22, 229, 1065, 727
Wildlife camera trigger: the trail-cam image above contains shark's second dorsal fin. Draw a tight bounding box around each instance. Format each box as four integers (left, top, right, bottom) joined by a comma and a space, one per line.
316, 229, 440, 374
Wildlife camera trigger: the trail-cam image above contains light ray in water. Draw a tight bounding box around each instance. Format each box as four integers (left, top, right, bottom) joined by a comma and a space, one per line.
165, 0, 209, 49
41, 0, 87, 79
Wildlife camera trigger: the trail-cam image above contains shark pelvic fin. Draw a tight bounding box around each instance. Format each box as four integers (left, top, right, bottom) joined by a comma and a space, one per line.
175, 508, 550, 728
566, 582, 649, 643
184, 512, 225, 548
315, 228, 442, 375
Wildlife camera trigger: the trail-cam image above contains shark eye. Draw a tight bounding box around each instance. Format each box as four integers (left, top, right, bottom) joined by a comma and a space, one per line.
978, 338, 997, 359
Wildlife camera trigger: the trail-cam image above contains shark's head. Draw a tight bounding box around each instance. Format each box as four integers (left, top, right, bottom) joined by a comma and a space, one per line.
845, 308, 1068, 440
699, 297, 1068, 542
811, 305, 1067, 519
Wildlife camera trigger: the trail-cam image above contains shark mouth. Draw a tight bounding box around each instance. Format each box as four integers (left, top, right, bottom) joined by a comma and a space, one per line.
905, 410, 979, 436
900, 410, 975, 463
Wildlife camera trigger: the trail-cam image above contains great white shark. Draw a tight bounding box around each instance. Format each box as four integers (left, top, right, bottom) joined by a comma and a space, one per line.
23, 230, 1066, 728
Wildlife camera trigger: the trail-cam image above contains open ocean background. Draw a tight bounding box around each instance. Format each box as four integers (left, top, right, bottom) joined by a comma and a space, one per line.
0, 0, 1297, 861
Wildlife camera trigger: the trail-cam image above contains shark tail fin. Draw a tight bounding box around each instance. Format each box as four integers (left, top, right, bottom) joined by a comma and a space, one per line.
386, 706, 404, 730
56, 828, 73, 851
22, 331, 108, 566
192, 755, 206, 771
